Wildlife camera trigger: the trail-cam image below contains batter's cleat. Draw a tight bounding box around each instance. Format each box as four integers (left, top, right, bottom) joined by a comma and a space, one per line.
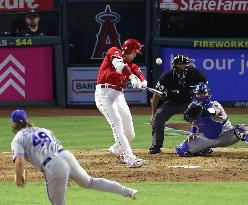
149, 145, 161, 154
128, 188, 138, 200
127, 158, 144, 168
108, 147, 127, 164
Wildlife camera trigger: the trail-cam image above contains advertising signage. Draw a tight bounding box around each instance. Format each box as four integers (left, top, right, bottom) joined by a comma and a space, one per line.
67, 67, 147, 105
0, 47, 53, 101
0, 0, 54, 12
161, 47, 248, 102
160, 0, 248, 13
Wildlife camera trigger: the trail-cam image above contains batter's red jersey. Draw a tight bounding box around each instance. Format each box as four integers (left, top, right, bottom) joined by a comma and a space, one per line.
96, 47, 145, 89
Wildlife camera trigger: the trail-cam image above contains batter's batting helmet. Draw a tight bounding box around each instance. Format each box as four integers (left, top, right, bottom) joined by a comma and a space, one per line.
172, 54, 190, 65
122, 39, 143, 55
11, 109, 28, 123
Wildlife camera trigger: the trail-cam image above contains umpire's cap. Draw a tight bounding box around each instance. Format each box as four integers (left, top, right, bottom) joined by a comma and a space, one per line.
11, 109, 28, 123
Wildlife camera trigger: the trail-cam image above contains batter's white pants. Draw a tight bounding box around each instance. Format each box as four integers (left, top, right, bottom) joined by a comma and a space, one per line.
95, 85, 136, 161
43, 150, 133, 205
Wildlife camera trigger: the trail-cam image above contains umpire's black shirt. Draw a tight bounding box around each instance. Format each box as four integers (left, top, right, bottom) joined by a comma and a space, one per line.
156, 66, 207, 104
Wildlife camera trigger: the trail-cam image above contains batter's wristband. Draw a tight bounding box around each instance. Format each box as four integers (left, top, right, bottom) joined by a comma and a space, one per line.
190, 127, 197, 134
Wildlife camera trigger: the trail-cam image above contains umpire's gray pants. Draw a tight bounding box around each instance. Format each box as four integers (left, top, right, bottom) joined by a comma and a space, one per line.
151, 101, 189, 148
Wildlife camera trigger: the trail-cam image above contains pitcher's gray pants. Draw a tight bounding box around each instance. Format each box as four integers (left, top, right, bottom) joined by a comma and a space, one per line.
43, 150, 132, 205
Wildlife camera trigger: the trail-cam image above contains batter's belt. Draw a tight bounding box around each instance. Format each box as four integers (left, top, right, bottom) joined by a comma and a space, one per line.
98, 84, 123, 91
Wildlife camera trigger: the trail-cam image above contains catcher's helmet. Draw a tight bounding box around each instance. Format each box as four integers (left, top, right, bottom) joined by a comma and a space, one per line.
122, 39, 143, 55
194, 82, 209, 95
11, 109, 28, 123
172, 54, 190, 65
193, 83, 211, 106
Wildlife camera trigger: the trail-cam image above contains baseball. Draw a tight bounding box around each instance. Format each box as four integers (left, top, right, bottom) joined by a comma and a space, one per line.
155, 58, 163, 65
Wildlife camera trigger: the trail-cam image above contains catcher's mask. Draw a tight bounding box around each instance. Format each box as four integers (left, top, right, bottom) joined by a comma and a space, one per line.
121, 39, 143, 55
172, 54, 190, 85
193, 83, 211, 106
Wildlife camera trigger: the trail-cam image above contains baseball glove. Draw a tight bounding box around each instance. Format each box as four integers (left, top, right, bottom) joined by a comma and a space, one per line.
183, 103, 204, 122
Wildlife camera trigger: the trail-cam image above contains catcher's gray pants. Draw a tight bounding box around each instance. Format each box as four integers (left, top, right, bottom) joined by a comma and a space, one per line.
152, 101, 189, 148
42, 150, 132, 205
188, 128, 240, 154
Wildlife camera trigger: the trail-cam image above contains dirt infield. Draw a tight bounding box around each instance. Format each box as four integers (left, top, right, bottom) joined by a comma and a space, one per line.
1, 107, 248, 184
0, 106, 247, 117
1, 148, 248, 183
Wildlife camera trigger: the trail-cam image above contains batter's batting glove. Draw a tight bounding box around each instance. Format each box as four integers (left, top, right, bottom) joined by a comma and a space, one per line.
140, 80, 147, 88
129, 74, 140, 89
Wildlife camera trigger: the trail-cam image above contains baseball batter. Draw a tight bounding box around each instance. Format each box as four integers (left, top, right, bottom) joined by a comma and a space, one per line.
175, 83, 248, 156
11, 110, 138, 205
95, 39, 147, 168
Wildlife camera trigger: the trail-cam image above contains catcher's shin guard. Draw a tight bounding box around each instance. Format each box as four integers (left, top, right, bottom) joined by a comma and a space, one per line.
175, 142, 190, 157
235, 124, 248, 143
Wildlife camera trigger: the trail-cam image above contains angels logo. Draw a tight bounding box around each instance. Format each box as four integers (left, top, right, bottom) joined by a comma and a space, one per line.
91, 5, 121, 59
160, 0, 178, 10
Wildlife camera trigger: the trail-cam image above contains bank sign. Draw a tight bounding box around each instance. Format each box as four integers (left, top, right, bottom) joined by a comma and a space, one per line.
161, 48, 248, 101
67, 67, 147, 105
160, 0, 248, 13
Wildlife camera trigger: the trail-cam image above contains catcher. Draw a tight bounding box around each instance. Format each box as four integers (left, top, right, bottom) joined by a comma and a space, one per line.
11, 109, 138, 204
175, 83, 248, 157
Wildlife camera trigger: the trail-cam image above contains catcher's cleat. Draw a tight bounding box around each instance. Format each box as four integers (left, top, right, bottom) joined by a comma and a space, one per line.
127, 158, 144, 168
193, 148, 213, 156
242, 134, 248, 144
108, 146, 127, 164
149, 145, 161, 154
128, 188, 138, 200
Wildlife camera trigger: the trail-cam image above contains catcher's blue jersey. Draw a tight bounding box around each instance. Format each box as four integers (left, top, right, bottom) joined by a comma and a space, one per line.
194, 101, 233, 139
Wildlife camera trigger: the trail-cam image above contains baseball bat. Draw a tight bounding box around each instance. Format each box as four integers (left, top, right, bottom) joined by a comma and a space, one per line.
144, 87, 167, 97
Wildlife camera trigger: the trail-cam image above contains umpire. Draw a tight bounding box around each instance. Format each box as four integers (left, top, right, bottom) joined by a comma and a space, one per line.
149, 54, 208, 154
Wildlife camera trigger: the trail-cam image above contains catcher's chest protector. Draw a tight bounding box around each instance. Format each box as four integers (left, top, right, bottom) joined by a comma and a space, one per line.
196, 117, 223, 139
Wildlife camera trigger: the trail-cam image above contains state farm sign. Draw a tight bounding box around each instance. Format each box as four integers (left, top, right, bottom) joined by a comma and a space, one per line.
0, 0, 54, 11
160, 0, 248, 13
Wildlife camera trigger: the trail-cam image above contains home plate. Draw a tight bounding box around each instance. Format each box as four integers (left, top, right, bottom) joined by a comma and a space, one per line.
169, 165, 200, 169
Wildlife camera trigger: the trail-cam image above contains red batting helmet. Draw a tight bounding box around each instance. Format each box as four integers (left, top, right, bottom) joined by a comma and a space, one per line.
121, 39, 143, 55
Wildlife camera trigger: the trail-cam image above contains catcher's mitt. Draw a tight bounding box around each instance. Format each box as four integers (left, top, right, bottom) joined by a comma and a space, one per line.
183, 103, 204, 122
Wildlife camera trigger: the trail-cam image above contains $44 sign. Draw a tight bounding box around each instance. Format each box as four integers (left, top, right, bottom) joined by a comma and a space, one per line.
16, 38, 32, 46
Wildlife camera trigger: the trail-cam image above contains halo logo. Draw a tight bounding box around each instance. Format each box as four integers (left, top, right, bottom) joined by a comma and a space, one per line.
91, 5, 122, 59
160, 0, 178, 10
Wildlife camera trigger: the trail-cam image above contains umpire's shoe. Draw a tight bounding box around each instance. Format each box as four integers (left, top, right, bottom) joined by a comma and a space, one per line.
149, 145, 161, 154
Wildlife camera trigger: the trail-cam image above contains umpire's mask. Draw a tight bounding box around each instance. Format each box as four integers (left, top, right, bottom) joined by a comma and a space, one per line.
172, 54, 190, 85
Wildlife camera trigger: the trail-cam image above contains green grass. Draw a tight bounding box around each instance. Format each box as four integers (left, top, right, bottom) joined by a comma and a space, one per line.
0, 114, 248, 151
0, 181, 248, 205
1, 114, 248, 205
